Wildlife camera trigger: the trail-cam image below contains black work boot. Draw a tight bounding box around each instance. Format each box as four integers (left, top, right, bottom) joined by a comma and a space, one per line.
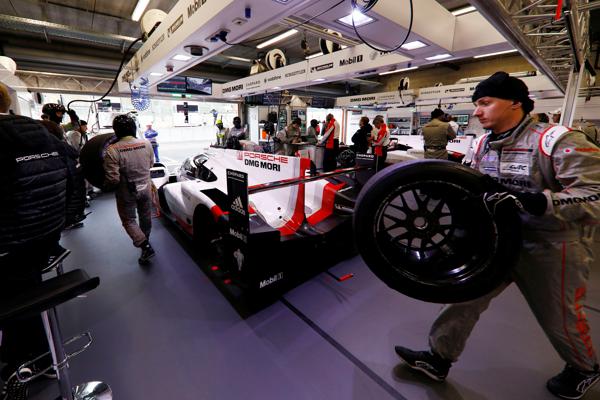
547, 364, 600, 399
394, 346, 452, 382
138, 241, 155, 265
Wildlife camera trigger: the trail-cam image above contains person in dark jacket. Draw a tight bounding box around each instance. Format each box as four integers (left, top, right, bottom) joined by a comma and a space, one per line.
0, 82, 71, 399
351, 116, 372, 154
40, 106, 86, 229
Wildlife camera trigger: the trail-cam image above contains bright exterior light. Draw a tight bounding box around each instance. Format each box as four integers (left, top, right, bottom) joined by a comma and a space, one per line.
425, 53, 452, 61
131, 0, 150, 21
338, 10, 374, 27
256, 29, 298, 49
379, 66, 418, 76
150, 72, 164, 77
452, 6, 476, 16
306, 52, 323, 59
401, 41, 427, 51
474, 49, 518, 59
172, 54, 192, 61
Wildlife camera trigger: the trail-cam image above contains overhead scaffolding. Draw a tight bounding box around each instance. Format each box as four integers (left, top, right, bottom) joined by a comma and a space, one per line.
469, 0, 597, 93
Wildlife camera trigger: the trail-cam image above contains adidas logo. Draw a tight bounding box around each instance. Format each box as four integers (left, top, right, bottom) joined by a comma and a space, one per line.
231, 196, 246, 215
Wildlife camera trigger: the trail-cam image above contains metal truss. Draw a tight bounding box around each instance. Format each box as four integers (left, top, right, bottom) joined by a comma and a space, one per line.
15, 71, 115, 94
470, 0, 599, 93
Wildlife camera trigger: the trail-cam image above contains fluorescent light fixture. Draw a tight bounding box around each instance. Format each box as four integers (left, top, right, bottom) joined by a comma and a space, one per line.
379, 66, 418, 76
256, 29, 298, 49
338, 10, 374, 27
452, 6, 476, 16
401, 41, 427, 51
425, 53, 452, 61
150, 72, 164, 77
272, 86, 281, 90
225, 55, 253, 62
341, 45, 348, 49
172, 54, 192, 61
131, 0, 150, 21
306, 52, 323, 59
313, 78, 326, 82
473, 49, 518, 59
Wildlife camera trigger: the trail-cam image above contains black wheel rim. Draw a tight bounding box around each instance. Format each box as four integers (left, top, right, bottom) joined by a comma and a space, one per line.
373, 180, 498, 287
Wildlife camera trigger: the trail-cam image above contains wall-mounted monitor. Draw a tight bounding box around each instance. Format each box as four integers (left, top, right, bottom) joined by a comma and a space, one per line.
157, 76, 187, 93
186, 77, 212, 95
176, 104, 199, 112
455, 114, 470, 125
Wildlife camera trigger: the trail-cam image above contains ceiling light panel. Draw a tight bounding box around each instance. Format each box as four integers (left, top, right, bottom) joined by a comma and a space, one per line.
338, 10, 374, 27
452, 6, 476, 16
256, 29, 298, 49
473, 49, 518, 59
131, 0, 150, 22
172, 54, 192, 61
425, 53, 452, 61
379, 66, 418, 76
401, 41, 427, 51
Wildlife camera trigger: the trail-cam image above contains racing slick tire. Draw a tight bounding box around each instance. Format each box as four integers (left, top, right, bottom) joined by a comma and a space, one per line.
353, 160, 521, 304
80, 133, 119, 189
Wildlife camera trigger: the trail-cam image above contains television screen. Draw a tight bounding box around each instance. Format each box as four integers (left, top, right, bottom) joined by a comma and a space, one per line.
157, 76, 187, 93
311, 97, 335, 109
176, 104, 199, 112
186, 77, 212, 95
456, 114, 470, 125
263, 92, 282, 106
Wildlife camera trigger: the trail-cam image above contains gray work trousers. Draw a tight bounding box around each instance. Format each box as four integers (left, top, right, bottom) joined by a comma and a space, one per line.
115, 185, 152, 247
429, 238, 598, 371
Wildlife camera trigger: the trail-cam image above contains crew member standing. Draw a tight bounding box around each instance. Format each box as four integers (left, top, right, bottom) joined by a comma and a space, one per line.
394, 71, 600, 400
422, 108, 456, 159
144, 123, 160, 162
104, 114, 156, 265
371, 115, 390, 169
319, 113, 340, 172
215, 119, 229, 147
228, 117, 248, 140
66, 120, 89, 152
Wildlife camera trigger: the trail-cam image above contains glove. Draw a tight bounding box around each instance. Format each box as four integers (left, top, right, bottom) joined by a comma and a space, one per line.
480, 175, 547, 216
67, 109, 79, 123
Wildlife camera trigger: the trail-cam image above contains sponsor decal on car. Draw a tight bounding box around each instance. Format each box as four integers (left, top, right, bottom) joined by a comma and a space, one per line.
259, 272, 284, 289
230, 196, 246, 215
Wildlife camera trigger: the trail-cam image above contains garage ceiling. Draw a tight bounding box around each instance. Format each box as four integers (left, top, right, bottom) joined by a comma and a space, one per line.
0, 0, 472, 90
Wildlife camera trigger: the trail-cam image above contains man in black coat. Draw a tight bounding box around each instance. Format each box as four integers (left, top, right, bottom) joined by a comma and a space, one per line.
0, 83, 71, 399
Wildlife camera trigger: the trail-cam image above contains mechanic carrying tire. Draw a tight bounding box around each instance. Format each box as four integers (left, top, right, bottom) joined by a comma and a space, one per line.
354, 71, 600, 399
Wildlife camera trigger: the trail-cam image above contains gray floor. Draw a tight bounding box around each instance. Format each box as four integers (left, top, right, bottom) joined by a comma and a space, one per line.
27, 195, 600, 400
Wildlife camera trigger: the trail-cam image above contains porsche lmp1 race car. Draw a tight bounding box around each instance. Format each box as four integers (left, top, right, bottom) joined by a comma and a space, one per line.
151, 148, 370, 298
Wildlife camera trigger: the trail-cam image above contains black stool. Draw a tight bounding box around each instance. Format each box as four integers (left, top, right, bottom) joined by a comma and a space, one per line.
0, 269, 112, 400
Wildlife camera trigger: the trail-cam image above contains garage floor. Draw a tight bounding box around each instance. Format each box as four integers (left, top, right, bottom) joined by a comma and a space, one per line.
20, 194, 600, 400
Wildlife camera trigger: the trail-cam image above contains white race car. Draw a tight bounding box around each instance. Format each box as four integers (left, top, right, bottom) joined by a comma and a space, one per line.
151, 148, 365, 295
386, 135, 475, 164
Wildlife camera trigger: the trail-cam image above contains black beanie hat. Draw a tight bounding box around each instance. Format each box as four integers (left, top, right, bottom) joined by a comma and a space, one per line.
472, 71, 534, 114
431, 108, 445, 119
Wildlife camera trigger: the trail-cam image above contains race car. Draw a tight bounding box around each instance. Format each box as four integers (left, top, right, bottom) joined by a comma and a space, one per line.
386, 135, 476, 164
151, 148, 368, 298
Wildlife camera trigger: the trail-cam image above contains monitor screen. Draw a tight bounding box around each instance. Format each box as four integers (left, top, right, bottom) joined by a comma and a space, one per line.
157, 76, 187, 93
176, 104, 199, 112
456, 114, 470, 125
186, 77, 212, 95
